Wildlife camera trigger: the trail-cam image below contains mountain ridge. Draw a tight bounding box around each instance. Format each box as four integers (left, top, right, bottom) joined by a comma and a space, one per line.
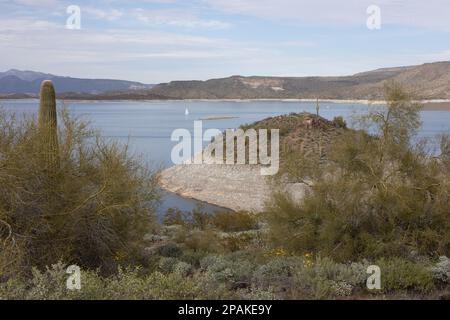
149, 61, 450, 100
1, 61, 450, 99
0, 69, 154, 94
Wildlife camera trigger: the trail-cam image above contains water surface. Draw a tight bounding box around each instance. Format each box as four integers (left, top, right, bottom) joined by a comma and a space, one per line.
2, 99, 450, 214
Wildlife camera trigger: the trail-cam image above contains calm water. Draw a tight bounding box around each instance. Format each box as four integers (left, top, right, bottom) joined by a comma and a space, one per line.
2, 99, 450, 214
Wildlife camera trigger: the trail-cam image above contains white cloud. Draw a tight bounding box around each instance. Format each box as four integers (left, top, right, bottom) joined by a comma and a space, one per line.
416, 50, 450, 62
0, 15, 250, 81
83, 7, 124, 21
14, 0, 59, 7
133, 8, 231, 29
205, 0, 450, 32
280, 40, 316, 48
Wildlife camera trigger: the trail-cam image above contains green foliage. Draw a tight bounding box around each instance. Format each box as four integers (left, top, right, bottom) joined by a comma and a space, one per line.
332, 116, 347, 129
157, 243, 183, 258
0, 108, 159, 276
0, 254, 442, 300
265, 82, 450, 261
431, 256, 450, 284
164, 208, 257, 232
211, 211, 258, 232
163, 207, 260, 254
2, 81, 449, 300
376, 258, 435, 294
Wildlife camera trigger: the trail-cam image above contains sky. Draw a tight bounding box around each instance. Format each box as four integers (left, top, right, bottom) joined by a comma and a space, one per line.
1, 0, 450, 83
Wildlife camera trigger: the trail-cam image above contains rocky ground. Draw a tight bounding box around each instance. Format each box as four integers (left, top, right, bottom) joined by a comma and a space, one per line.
159, 162, 309, 212
159, 112, 348, 212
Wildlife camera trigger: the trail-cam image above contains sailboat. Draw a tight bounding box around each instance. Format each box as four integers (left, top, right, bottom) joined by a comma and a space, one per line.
185, 107, 189, 116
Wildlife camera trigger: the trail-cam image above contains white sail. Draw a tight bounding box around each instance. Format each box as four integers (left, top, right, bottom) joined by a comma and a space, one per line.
185, 107, 189, 115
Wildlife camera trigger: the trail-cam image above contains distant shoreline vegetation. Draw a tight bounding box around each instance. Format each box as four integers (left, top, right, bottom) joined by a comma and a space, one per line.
199, 115, 239, 120
2, 96, 450, 111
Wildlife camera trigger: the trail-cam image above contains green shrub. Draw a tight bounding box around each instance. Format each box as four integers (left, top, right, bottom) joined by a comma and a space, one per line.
265, 83, 450, 261
332, 116, 347, 129
158, 257, 180, 274
252, 257, 300, 295
431, 256, 450, 284
0, 108, 159, 275
157, 243, 183, 258
376, 258, 435, 294
211, 211, 258, 232
173, 261, 193, 277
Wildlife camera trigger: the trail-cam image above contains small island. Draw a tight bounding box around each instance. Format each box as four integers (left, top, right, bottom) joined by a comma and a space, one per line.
199, 115, 239, 121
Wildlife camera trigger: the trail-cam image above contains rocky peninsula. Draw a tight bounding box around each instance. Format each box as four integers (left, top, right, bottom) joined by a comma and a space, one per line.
159, 113, 348, 212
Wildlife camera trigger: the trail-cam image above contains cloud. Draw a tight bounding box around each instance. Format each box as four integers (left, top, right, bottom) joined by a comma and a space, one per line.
0, 14, 250, 81
416, 50, 450, 62
280, 40, 316, 48
14, 0, 59, 7
133, 8, 231, 29
204, 0, 450, 32
84, 7, 124, 21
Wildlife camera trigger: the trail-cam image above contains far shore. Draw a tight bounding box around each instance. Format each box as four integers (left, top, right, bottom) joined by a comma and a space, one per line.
1, 97, 450, 110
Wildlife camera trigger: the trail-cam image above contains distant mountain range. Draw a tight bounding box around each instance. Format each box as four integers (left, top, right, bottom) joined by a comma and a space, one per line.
0, 69, 153, 95
150, 61, 450, 100
1, 61, 450, 100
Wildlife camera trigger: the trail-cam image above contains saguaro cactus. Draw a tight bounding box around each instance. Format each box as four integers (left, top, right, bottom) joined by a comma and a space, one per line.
38, 80, 59, 169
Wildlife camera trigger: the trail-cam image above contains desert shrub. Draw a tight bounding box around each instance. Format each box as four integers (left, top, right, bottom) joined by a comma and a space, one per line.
163, 208, 187, 226
332, 116, 347, 129
265, 83, 450, 261
376, 258, 435, 294
180, 229, 222, 252
431, 256, 450, 284
200, 254, 256, 287
0, 262, 202, 300
164, 208, 260, 253
157, 243, 183, 258
0, 256, 440, 300
163, 207, 213, 230
0, 109, 159, 275
179, 250, 210, 268
252, 257, 301, 295
211, 211, 258, 232
237, 288, 277, 300
173, 261, 193, 277
220, 231, 262, 252
291, 257, 369, 299
158, 257, 180, 274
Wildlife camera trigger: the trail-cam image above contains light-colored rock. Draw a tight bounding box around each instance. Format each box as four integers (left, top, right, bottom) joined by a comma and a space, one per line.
159, 163, 310, 212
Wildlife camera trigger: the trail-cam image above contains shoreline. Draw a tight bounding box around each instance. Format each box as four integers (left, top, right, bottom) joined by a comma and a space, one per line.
2, 97, 450, 106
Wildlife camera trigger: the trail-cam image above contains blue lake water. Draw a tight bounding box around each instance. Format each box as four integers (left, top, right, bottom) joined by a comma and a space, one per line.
2, 99, 450, 214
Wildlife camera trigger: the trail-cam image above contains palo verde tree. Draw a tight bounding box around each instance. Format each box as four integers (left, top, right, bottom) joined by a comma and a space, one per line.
0, 81, 159, 276
265, 81, 450, 262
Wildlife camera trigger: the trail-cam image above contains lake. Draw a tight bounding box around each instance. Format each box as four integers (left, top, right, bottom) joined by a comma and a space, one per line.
2, 99, 450, 215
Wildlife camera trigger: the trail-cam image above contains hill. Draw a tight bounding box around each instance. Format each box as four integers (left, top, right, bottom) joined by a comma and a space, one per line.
2, 62, 450, 100
149, 61, 450, 100
160, 112, 347, 212
0, 69, 153, 94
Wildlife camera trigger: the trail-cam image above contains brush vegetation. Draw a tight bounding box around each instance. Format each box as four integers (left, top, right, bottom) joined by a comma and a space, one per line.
0, 105, 159, 276
1, 81, 450, 299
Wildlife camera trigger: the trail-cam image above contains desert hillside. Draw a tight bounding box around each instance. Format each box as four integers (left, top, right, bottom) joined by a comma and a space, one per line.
150, 61, 450, 100
159, 113, 348, 211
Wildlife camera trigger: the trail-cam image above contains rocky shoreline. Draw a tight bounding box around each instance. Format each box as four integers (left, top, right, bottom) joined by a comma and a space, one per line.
159, 163, 310, 212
